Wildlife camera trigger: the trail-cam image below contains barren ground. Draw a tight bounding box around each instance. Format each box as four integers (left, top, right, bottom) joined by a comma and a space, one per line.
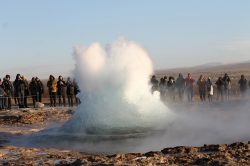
0, 106, 249, 165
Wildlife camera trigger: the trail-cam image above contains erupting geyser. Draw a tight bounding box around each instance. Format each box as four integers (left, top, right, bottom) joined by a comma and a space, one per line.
63, 38, 174, 134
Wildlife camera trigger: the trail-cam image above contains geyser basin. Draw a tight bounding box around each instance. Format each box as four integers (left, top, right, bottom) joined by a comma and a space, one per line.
5, 38, 250, 154
62, 38, 174, 134
11, 99, 250, 153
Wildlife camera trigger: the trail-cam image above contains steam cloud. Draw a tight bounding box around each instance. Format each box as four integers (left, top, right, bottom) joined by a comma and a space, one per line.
63, 38, 175, 134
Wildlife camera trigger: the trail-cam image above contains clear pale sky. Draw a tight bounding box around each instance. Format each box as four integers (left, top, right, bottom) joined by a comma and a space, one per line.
1, 1, 250, 78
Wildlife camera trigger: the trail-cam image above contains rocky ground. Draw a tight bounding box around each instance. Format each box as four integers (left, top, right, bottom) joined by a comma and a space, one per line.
0, 107, 73, 126
0, 108, 249, 165
0, 141, 249, 165
0, 107, 73, 135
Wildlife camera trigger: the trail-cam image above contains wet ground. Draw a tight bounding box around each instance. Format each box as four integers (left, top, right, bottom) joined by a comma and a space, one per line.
0, 105, 249, 165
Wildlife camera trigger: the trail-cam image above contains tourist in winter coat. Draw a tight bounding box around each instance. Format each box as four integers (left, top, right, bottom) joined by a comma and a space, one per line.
29, 77, 38, 108
2, 75, 14, 109
197, 75, 206, 102
36, 77, 44, 102
0, 79, 6, 110
73, 79, 80, 106
215, 77, 224, 101
238, 75, 247, 97
167, 76, 176, 101
206, 77, 213, 102
150, 75, 159, 94
66, 77, 75, 107
47, 75, 57, 107
159, 77, 167, 101
13, 74, 28, 108
175, 73, 185, 101
222, 73, 231, 100
13, 74, 20, 105
185, 73, 195, 102
57, 76, 67, 107
13, 74, 20, 106
21, 76, 29, 108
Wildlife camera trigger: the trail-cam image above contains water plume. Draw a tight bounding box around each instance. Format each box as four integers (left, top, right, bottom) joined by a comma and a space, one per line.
63, 38, 174, 134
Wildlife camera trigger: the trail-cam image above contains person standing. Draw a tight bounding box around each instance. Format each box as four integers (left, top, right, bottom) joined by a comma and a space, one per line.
222, 73, 231, 100
197, 75, 206, 102
21, 76, 29, 108
2, 75, 14, 109
0, 79, 6, 110
36, 77, 44, 102
66, 77, 74, 107
57, 76, 67, 107
14, 74, 27, 108
13, 74, 20, 106
150, 75, 159, 94
159, 77, 167, 101
73, 79, 80, 106
175, 73, 185, 101
238, 75, 247, 97
206, 77, 213, 102
185, 73, 195, 102
215, 77, 224, 101
29, 77, 38, 108
13, 74, 20, 107
47, 75, 57, 107
167, 76, 176, 101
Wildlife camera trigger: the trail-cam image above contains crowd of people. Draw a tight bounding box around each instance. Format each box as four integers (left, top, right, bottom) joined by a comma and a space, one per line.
1, 72, 249, 110
46, 75, 80, 107
0, 74, 80, 110
150, 73, 250, 102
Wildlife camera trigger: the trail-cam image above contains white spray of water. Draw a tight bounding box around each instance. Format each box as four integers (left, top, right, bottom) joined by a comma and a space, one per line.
63, 38, 174, 134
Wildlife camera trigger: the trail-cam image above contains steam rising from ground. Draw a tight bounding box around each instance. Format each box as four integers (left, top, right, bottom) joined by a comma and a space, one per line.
63, 38, 174, 133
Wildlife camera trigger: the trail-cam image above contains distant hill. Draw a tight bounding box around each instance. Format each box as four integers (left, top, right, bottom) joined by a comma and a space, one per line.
195, 62, 223, 69
156, 61, 250, 80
